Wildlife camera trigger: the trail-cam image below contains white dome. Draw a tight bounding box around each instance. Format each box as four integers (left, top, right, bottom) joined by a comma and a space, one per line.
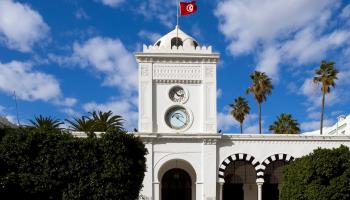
154, 26, 199, 49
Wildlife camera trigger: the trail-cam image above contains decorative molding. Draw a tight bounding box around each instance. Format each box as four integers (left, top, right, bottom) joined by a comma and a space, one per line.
135, 56, 219, 64
142, 138, 154, 144
218, 153, 260, 181
153, 79, 202, 84
142, 44, 213, 53
140, 66, 149, 77
257, 153, 294, 179
153, 65, 202, 80
203, 138, 217, 145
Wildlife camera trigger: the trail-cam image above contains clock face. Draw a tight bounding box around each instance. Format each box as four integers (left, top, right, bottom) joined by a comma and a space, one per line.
165, 106, 190, 130
169, 86, 187, 103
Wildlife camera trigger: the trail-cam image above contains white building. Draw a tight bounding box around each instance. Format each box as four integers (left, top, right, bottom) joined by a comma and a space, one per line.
134, 26, 350, 200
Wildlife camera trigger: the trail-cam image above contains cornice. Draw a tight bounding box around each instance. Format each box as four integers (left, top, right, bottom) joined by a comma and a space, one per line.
135, 53, 220, 64
132, 132, 350, 142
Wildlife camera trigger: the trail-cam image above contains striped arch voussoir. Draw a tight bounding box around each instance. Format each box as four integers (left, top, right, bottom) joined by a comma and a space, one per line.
218, 153, 260, 180
259, 153, 295, 178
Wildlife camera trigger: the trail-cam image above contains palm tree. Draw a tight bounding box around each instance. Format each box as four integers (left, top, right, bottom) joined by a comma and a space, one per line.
313, 61, 338, 135
29, 115, 63, 131
65, 116, 95, 132
246, 71, 273, 134
269, 113, 300, 134
230, 97, 250, 133
90, 111, 124, 132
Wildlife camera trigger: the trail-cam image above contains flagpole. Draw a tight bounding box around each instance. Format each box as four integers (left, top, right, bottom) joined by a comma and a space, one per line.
176, 0, 179, 47
177, 0, 179, 28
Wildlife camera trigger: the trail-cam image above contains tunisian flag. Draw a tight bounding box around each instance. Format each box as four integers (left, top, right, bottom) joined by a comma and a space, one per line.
180, 1, 197, 16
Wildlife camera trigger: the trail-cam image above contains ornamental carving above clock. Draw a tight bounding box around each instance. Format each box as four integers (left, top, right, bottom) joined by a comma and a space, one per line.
168, 85, 188, 103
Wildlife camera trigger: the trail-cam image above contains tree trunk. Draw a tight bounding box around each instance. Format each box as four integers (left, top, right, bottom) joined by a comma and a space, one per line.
320, 92, 326, 135
240, 122, 243, 134
259, 103, 262, 134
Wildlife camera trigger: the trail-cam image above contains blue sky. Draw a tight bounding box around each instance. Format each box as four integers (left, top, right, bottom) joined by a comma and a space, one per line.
1, 0, 350, 133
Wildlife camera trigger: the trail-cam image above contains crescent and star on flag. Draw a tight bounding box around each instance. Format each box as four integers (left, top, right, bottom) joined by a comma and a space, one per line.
177, 1, 198, 27
179, 1, 198, 16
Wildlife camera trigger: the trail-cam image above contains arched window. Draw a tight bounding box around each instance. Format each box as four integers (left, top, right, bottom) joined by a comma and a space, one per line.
171, 37, 183, 47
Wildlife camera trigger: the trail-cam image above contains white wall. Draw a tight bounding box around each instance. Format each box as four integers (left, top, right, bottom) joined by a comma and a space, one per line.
137, 134, 350, 200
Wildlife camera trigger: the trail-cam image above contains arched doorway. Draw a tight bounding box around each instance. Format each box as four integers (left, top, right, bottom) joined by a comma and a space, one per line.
223, 161, 257, 200
161, 168, 192, 200
262, 160, 287, 200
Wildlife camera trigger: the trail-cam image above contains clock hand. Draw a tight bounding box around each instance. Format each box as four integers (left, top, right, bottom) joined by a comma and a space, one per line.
175, 115, 186, 124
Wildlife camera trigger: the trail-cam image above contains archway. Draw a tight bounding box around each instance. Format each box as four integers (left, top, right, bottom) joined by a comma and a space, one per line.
261, 154, 294, 200
157, 159, 197, 200
161, 168, 192, 200
223, 161, 257, 200
262, 160, 287, 200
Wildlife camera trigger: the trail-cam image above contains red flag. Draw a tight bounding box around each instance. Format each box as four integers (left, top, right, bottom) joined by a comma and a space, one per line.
180, 1, 197, 16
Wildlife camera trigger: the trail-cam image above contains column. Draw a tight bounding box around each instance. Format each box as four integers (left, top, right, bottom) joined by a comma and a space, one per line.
219, 182, 224, 200
257, 181, 264, 200
139, 62, 153, 132
153, 182, 160, 200
202, 139, 217, 199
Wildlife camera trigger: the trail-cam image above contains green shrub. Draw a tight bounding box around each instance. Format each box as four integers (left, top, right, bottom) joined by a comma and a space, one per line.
281, 145, 350, 200
0, 127, 146, 200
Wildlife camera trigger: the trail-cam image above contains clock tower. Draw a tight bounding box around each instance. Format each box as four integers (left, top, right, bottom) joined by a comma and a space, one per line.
135, 26, 219, 134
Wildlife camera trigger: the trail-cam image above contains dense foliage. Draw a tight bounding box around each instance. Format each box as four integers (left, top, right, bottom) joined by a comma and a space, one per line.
269, 113, 300, 134
281, 145, 350, 200
0, 127, 147, 200
229, 96, 250, 133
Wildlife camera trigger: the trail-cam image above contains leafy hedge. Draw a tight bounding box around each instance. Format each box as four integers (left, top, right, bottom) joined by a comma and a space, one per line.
280, 145, 350, 200
0, 127, 147, 200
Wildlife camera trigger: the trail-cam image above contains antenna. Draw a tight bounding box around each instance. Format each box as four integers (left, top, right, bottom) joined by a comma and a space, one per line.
13, 91, 21, 126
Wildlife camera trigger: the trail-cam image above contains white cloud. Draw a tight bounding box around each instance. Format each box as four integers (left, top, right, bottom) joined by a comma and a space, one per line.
256, 46, 281, 80
62, 107, 81, 118
215, 0, 350, 81
307, 111, 321, 120
245, 124, 259, 134
97, 0, 125, 8
72, 37, 138, 93
338, 70, 350, 86
83, 99, 138, 131
58, 97, 78, 107
75, 8, 89, 20
0, 0, 49, 52
217, 111, 238, 131
217, 88, 223, 98
136, 1, 177, 28
301, 118, 333, 131
5, 115, 16, 124
138, 30, 161, 43
281, 28, 350, 65
0, 61, 61, 101
300, 78, 340, 111
340, 4, 350, 18
217, 107, 259, 133
215, 0, 334, 55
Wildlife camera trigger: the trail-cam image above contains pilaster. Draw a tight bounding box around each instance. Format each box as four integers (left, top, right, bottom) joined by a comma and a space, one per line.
202, 63, 217, 133
139, 62, 153, 132
202, 138, 217, 199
